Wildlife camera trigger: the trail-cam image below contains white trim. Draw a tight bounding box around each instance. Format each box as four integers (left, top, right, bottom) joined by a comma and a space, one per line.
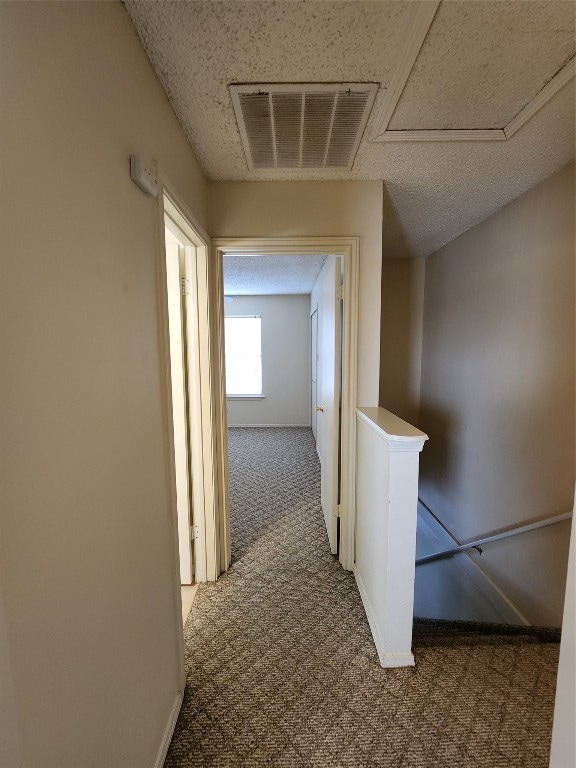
376, 129, 506, 143
227, 395, 266, 400
354, 566, 415, 668
153, 691, 184, 768
356, 407, 427, 450
371, 13, 574, 146
339, 239, 360, 571
211, 244, 231, 576
157, 170, 225, 585
160, 173, 210, 246
504, 57, 576, 139
154, 176, 188, 694
189, 239, 217, 582
162, 184, 219, 584
370, 1, 441, 140
213, 237, 359, 572
417, 503, 530, 625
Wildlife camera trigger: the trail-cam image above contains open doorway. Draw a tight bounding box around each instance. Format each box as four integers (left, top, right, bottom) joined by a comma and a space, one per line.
158, 188, 228, 642
212, 238, 359, 572
223, 254, 341, 558
163, 221, 194, 586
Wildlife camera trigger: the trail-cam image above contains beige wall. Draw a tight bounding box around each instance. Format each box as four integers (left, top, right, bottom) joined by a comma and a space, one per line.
225, 295, 311, 426
209, 181, 383, 406
379, 258, 425, 425
419, 163, 575, 626
0, 3, 207, 766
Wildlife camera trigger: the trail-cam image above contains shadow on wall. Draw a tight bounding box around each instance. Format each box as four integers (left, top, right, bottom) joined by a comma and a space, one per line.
382, 184, 416, 260
417, 404, 456, 509
379, 185, 425, 426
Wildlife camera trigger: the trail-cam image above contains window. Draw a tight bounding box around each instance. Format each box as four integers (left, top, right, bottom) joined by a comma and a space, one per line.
224, 316, 262, 396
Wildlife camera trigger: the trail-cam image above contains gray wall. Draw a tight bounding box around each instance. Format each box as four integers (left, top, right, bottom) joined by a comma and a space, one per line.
418, 162, 575, 627
379, 258, 425, 425
225, 295, 311, 426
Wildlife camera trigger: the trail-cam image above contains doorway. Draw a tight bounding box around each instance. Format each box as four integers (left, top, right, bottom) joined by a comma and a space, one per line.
163, 222, 194, 584
222, 255, 339, 552
158, 186, 228, 591
212, 238, 360, 572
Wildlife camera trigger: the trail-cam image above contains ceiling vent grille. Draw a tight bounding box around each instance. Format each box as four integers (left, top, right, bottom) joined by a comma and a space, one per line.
230, 83, 378, 171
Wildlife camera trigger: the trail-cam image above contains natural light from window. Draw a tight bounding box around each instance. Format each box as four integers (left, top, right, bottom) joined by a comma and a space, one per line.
224, 316, 262, 396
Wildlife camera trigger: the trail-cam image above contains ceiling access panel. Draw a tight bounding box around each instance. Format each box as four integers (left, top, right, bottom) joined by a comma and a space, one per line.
387, 1, 576, 131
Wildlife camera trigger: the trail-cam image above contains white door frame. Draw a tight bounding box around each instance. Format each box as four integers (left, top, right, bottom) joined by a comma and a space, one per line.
310, 306, 318, 444
163, 231, 194, 584
212, 237, 360, 572
155, 171, 225, 591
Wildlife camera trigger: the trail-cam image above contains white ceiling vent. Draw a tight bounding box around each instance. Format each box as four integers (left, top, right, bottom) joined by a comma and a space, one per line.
230, 83, 378, 171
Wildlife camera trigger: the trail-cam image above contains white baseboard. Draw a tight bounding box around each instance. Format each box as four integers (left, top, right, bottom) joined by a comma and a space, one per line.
378, 652, 416, 668
228, 424, 311, 428
154, 690, 183, 768
417, 503, 529, 626
354, 566, 415, 668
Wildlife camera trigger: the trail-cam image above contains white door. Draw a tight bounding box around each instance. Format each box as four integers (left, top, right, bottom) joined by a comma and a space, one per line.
315, 257, 342, 554
165, 232, 194, 584
311, 307, 318, 443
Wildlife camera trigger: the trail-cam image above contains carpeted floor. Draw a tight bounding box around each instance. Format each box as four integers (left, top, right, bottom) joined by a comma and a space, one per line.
165, 427, 560, 768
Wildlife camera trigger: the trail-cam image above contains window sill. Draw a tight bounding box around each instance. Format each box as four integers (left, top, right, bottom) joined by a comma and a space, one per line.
227, 395, 266, 400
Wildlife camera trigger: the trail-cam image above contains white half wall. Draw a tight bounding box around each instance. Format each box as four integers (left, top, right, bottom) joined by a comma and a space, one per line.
225, 295, 311, 426
354, 408, 427, 667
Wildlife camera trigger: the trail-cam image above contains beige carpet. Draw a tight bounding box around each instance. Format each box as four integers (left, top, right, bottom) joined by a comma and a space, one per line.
165, 427, 560, 768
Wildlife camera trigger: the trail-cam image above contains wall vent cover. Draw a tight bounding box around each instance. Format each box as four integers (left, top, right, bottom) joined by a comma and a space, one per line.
230, 83, 378, 171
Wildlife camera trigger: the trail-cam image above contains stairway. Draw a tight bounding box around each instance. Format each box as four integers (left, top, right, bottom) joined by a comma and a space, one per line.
413, 617, 561, 644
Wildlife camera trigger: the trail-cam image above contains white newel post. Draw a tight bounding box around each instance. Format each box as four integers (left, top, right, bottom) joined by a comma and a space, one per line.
354, 407, 428, 668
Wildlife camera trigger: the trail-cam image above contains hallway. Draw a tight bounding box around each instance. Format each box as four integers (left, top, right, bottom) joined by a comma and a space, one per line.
166, 428, 559, 768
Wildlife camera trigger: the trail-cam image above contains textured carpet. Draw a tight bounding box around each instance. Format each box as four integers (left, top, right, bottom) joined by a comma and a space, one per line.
165, 427, 560, 768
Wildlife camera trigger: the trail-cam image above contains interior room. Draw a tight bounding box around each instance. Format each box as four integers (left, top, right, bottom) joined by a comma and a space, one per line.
223, 254, 326, 429
1, 2, 574, 767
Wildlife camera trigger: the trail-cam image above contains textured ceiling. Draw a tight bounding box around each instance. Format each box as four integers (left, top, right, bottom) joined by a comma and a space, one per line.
124, 0, 575, 258
223, 255, 328, 295
388, 2, 575, 130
